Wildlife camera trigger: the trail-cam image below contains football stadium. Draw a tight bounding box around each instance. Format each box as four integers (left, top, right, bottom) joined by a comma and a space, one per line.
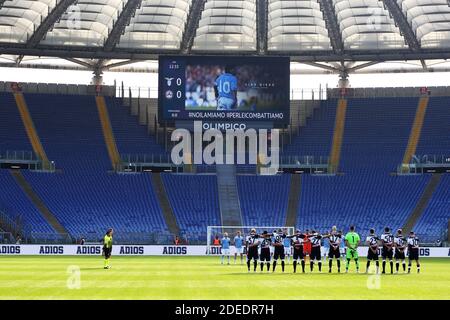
0, 0, 449, 303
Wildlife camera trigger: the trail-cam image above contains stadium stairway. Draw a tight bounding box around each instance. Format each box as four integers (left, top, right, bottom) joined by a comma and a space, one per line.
95, 96, 121, 170
13, 92, 50, 168
285, 174, 301, 227
151, 173, 180, 235
10, 170, 67, 235
402, 96, 429, 169
216, 165, 243, 227
329, 98, 347, 172
402, 173, 442, 234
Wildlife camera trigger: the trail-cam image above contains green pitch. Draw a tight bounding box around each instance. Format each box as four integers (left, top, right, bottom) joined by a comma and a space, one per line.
0, 256, 449, 300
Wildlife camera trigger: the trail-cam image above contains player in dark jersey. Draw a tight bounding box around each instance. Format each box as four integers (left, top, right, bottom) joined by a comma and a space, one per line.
272, 229, 286, 272
246, 228, 260, 272
407, 231, 420, 274
365, 229, 380, 274
380, 227, 394, 274
394, 229, 407, 273
327, 226, 342, 273
259, 231, 272, 272
309, 231, 323, 272
291, 229, 306, 273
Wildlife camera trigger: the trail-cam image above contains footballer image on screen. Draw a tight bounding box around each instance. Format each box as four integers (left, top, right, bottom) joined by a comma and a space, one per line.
185, 63, 286, 112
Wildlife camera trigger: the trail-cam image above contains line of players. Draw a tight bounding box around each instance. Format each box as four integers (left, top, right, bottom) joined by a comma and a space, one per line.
218, 226, 421, 274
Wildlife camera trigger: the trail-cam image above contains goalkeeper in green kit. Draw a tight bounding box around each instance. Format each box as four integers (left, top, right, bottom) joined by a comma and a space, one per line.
344, 225, 361, 273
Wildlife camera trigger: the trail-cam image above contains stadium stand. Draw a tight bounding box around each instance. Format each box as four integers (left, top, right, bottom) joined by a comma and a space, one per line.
340, 97, 419, 173
105, 97, 165, 156
24, 93, 111, 170
0, 92, 32, 151
0, 91, 449, 244
297, 173, 431, 236
238, 174, 291, 227
282, 99, 336, 158
414, 174, 450, 242
161, 174, 221, 241
0, 170, 54, 233
23, 171, 169, 241
416, 96, 450, 156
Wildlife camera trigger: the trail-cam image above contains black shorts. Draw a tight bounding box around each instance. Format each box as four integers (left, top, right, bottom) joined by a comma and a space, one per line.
260, 248, 271, 262
328, 247, 341, 259
310, 246, 321, 260
409, 248, 419, 260
367, 248, 379, 261
103, 247, 112, 259
247, 247, 259, 260
273, 246, 285, 260
293, 247, 304, 260
382, 247, 393, 260
395, 249, 406, 260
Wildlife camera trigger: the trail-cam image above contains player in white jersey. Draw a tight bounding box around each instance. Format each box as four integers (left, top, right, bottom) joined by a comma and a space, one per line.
259, 231, 272, 272
246, 229, 260, 272
327, 226, 342, 273
407, 231, 420, 274
380, 227, 394, 274
291, 230, 306, 273
394, 229, 407, 273
272, 229, 287, 272
308, 231, 323, 272
366, 229, 380, 274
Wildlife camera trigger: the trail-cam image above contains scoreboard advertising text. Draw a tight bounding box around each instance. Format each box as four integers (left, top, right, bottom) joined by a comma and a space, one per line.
158, 55, 290, 128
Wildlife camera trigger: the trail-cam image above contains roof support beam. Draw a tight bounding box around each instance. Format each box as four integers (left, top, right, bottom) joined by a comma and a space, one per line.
3, 44, 450, 62
348, 61, 381, 72
318, 0, 344, 54
181, 0, 207, 53
103, 59, 143, 70
26, 0, 77, 48
382, 1, 429, 68
302, 62, 340, 72
382, 0, 421, 51
104, 0, 142, 51
64, 58, 95, 69
256, 0, 268, 54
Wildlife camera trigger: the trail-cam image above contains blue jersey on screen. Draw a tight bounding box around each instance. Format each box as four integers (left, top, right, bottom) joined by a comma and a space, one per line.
215, 73, 237, 100
234, 236, 243, 249
283, 237, 291, 247
221, 237, 230, 249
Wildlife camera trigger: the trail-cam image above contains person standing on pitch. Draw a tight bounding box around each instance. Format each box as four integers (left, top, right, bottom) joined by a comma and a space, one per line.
246, 229, 261, 272
407, 231, 421, 274
283, 229, 292, 264
102, 228, 113, 269
365, 229, 380, 274
220, 232, 231, 265
233, 231, 244, 264
381, 227, 395, 274
327, 226, 342, 273
272, 229, 287, 272
344, 226, 361, 273
394, 229, 407, 273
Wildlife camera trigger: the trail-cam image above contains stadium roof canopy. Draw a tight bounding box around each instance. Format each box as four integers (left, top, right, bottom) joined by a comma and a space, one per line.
1, 0, 450, 74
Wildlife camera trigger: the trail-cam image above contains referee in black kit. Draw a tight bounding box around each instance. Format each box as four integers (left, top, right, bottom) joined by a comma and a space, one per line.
103, 228, 113, 269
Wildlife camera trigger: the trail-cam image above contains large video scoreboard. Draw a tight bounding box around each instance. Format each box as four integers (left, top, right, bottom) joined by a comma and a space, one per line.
158, 55, 290, 128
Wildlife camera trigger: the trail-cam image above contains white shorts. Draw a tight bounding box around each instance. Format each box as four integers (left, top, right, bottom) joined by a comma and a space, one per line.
217, 97, 236, 110
284, 247, 292, 255
270, 246, 274, 254
222, 249, 230, 256
235, 247, 244, 254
